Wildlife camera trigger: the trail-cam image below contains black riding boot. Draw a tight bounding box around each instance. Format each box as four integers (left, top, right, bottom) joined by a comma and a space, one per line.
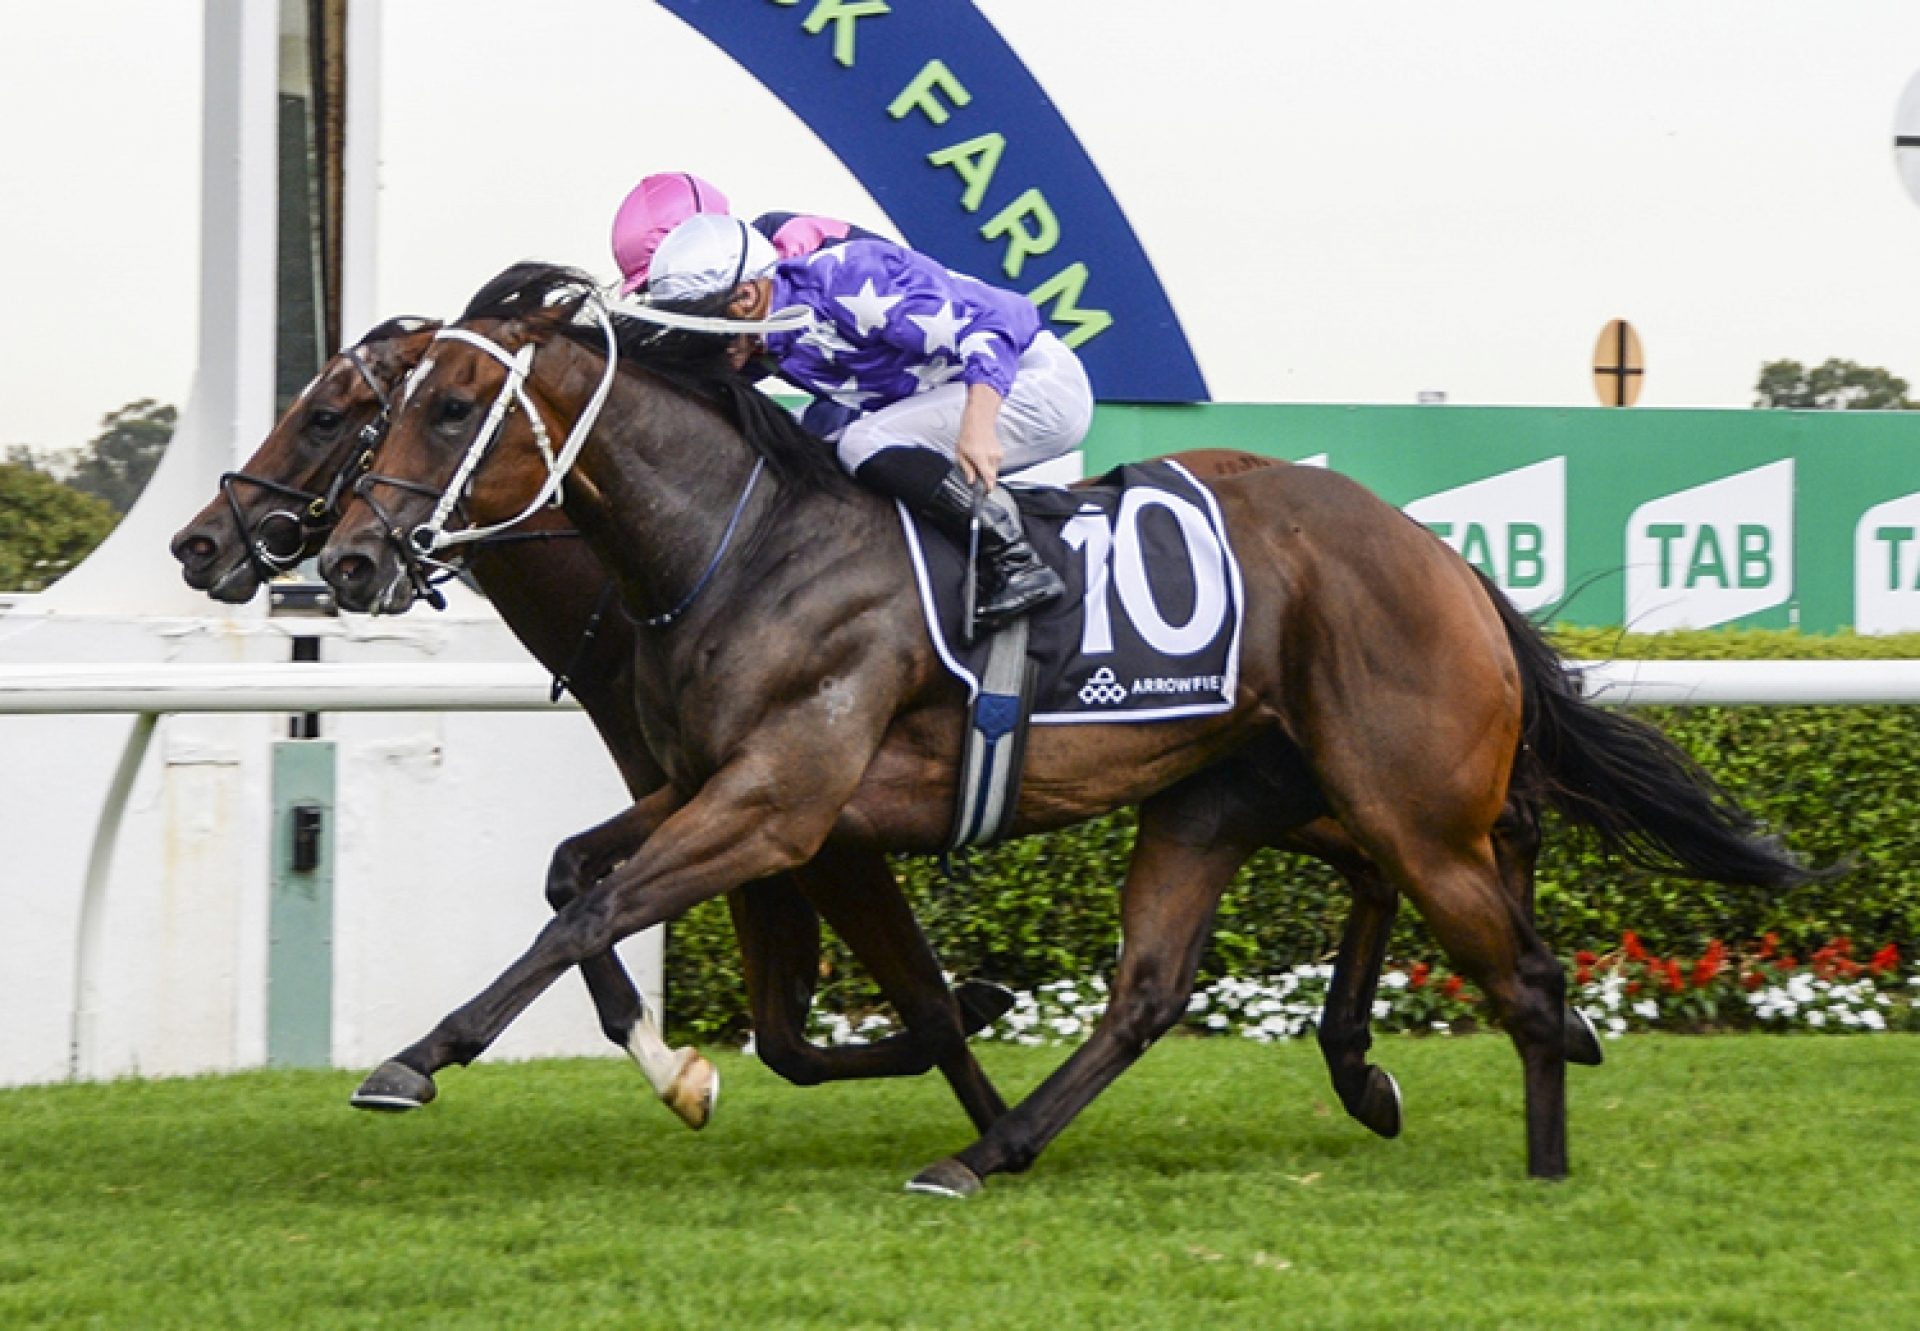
921, 466, 1066, 630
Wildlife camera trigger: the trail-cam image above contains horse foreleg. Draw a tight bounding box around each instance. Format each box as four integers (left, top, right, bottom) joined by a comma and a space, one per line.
526, 791, 720, 1127
351, 758, 851, 1112
909, 783, 1261, 1197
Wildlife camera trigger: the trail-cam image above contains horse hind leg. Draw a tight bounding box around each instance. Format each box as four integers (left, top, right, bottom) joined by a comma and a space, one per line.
733, 853, 1011, 1134
910, 776, 1263, 1197
1491, 798, 1602, 1068
1394, 836, 1572, 1179
1315, 865, 1405, 1139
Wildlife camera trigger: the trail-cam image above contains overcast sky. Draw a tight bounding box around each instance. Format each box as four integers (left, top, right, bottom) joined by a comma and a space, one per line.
5, 1, 1920, 455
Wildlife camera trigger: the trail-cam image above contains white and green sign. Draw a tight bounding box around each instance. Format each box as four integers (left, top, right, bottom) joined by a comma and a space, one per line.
1083, 403, 1920, 633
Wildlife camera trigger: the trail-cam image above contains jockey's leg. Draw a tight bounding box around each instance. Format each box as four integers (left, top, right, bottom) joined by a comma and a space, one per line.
837, 334, 1091, 629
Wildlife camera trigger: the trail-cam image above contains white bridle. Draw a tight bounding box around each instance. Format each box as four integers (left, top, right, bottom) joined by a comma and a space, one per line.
402, 293, 621, 554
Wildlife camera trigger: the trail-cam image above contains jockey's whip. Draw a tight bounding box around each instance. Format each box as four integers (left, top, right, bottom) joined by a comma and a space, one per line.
962, 477, 986, 647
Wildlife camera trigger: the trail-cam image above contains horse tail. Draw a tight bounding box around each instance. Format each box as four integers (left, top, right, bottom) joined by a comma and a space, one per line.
1476, 571, 1822, 889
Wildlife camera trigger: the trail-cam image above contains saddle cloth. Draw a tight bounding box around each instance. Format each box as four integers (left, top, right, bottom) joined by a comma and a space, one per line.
897, 458, 1245, 725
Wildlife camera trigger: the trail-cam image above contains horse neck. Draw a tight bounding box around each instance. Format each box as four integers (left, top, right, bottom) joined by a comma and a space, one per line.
545, 346, 783, 627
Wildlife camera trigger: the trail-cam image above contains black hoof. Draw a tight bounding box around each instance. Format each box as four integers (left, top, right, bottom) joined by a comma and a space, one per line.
1353, 1065, 1403, 1139
1565, 1007, 1605, 1066
905, 1158, 983, 1199
955, 979, 1017, 1035
350, 1060, 437, 1112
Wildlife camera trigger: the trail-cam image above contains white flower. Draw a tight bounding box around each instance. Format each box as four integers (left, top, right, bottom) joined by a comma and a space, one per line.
1632, 1000, 1659, 1021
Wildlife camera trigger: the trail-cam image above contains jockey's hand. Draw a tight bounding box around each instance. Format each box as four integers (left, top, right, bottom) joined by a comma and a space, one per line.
956, 383, 1005, 488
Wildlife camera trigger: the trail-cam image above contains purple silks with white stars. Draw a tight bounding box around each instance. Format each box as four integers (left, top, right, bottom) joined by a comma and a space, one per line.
762, 239, 1042, 413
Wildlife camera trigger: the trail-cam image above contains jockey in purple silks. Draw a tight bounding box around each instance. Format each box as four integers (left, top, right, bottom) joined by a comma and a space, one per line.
647, 214, 1090, 630
609, 173, 891, 442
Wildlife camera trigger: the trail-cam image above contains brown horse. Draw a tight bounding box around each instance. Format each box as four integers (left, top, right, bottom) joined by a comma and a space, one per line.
170, 319, 1016, 1131
316, 265, 1813, 1190
174, 317, 1536, 1146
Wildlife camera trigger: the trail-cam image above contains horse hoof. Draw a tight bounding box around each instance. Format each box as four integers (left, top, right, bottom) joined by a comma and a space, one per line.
1565, 1007, 1604, 1066
661, 1048, 718, 1130
955, 979, 1017, 1035
905, 1158, 982, 1199
1356, 1066, 1403, 1139
350, 1060, 436, 1112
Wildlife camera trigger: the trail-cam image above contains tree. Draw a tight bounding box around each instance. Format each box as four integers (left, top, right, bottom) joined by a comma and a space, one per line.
63, 399, 176, 512
0, 462, 119, 592
1753, 359, 1916, 411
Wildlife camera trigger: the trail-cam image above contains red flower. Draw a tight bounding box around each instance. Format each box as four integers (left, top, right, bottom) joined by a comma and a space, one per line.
1759, 932, 1778, 960
1777, 956, 1797, 971
1664, 959, 1685, 993
1575, 950, 1599, 967
1694, 940, 1726, 988
1408, 962, 1431, 989
1442, 975, 1465, 1000
1626, 980, 1641, 996
1870, 944, 1900, 976
1741, 971, 1764, 991
1623, 931, 1646, 962
1575, 963, 1593, 986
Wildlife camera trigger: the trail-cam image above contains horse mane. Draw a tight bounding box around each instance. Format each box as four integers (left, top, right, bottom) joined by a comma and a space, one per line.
459, 261, 850, 497
357, 314, 439, 347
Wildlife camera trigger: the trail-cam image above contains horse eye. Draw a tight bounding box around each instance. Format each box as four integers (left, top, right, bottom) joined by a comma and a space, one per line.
438, 396, 474, 425
309, 407, 345, 435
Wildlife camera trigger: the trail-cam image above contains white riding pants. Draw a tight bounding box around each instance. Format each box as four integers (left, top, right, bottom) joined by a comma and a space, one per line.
835, 332, 1094, 479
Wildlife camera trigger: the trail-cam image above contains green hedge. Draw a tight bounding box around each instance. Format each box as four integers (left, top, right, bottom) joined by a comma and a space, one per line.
664, 629, 1920, 1042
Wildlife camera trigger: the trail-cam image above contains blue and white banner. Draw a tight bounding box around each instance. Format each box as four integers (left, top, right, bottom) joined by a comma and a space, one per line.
656, 0, 1209, 404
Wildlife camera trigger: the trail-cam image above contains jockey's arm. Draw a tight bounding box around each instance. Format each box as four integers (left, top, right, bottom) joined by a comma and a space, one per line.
956, 383, 1005, 488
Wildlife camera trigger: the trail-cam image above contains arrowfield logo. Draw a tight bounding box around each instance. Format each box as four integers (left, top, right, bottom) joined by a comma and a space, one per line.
1405, 458, 1565, 613
1625, 460, 1794, 631
1853, 489, 1920, 633
1077, 667, 1128, 706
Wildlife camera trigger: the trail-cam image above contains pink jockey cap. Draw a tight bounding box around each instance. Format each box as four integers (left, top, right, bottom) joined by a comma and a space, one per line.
611, 173, 731, 295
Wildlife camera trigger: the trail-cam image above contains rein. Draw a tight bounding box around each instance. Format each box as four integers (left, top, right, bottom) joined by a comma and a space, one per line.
386, 292, 761, 630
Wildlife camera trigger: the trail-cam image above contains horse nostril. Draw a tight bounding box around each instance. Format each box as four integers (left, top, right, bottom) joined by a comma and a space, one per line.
322, 550, 374, 595
173, 532, 219, 568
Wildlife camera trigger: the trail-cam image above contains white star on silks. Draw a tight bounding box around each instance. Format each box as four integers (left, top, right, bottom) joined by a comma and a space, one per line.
828, 376, 880, 409
835, 279, 905, 336
904, 302, 967, 355
906, 356, 962, 393
798, 320, 857, 359
957, 330, 1002, 363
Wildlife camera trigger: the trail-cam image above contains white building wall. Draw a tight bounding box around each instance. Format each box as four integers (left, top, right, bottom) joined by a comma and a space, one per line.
0, 601, 648, 1090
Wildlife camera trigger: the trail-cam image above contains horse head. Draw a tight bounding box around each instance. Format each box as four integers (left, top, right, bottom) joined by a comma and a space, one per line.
170, 317, 439, 603
317, 266, 602, 615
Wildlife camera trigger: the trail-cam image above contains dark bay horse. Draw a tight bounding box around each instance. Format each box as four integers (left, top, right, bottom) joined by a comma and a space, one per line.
173, 318, 1529, 1145
316, 266, 1814, 1191
170, 319, 1015, 1131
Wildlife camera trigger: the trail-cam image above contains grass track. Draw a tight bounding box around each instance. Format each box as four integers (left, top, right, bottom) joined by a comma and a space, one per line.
1, 1036, 1914, 1329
